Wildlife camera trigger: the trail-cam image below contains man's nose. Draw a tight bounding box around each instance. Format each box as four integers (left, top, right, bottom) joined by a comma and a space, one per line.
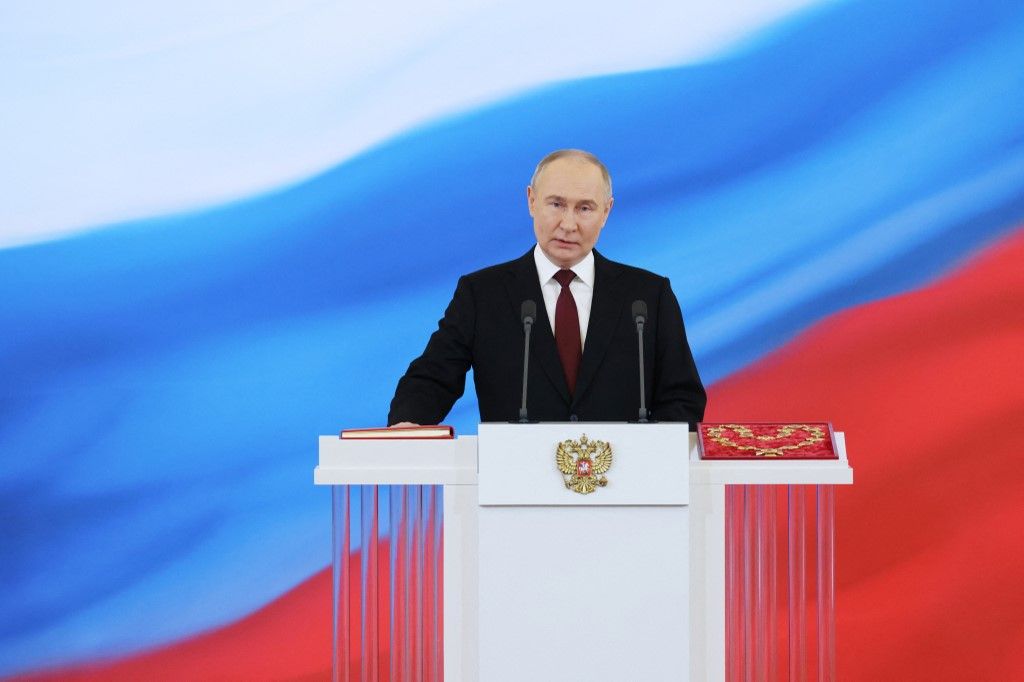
559, 212, 578, 232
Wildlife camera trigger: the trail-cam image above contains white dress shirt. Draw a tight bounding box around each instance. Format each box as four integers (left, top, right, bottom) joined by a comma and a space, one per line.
533, 244, 595, 349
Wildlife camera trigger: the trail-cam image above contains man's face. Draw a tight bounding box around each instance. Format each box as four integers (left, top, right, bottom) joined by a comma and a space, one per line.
528, 157, 613, 268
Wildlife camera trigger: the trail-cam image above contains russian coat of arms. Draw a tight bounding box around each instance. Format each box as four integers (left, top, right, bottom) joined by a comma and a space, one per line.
556, 434, 613, 495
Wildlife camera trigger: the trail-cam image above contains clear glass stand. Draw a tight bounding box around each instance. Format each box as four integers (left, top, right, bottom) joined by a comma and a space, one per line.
332, 485, 444, 682
725, 484, 836, 681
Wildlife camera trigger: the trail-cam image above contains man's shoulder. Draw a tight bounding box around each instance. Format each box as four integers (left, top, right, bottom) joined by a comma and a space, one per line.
596, 251, 670, 286
459, 249, 533, 285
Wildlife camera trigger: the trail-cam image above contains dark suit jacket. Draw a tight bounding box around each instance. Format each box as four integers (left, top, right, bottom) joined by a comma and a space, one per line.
388, 248, 706, 426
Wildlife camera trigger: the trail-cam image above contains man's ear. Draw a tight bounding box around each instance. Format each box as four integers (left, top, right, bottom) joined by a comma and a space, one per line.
526, 185, 535, 216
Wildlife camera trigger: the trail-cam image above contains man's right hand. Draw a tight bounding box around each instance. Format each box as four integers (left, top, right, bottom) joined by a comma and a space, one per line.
390, 422, 420, 428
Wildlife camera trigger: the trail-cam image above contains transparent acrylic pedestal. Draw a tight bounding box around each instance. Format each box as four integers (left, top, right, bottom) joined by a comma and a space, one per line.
725, 484, 836, 681
331, 485, 444, 682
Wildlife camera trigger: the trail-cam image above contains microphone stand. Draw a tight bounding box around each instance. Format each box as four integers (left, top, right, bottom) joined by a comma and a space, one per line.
519, 301, 536, 423
633, 300, 649, 423
636, 320, 648, 423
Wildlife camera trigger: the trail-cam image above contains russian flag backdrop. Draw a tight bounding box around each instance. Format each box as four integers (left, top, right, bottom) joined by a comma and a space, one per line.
2, 0, 1022, 679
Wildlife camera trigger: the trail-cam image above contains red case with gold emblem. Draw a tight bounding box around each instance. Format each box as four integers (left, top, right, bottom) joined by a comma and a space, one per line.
697, 422, 838, 460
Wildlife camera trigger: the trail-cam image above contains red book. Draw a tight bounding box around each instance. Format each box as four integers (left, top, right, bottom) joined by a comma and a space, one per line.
339, 425, 455, 440
698, 422, 838, 460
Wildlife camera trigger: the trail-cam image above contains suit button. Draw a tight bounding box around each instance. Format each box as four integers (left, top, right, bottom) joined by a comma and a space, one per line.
569, 414, 579, 422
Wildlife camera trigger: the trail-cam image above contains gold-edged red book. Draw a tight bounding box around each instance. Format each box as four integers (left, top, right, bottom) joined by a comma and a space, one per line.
340, 425, 455, 440
698, 422, 837, 460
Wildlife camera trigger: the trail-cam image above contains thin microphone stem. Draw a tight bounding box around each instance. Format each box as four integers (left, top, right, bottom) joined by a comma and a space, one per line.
637, 320, 648, 423
519, 319, 533, 422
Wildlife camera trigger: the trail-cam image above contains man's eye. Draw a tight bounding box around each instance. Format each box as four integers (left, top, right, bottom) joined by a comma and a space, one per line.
580, 205, 592, 212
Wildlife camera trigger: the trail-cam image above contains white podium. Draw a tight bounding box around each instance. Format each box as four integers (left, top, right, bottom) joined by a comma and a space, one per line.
315, 424, 852, 681
476, 423, 690, 681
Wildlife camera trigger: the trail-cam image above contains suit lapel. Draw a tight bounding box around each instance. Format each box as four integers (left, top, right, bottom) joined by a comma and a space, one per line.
572, 250, 627, 409
504, 249, 572, 406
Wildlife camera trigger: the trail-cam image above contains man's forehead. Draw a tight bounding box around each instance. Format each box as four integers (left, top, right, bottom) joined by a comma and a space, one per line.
535, 159, 607, 196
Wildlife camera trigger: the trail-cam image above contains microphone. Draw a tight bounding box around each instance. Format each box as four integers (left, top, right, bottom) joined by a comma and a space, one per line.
518, 300, 537, 423
632, 300, 649, 423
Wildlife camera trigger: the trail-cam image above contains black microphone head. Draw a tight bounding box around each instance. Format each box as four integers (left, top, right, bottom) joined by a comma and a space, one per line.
521, 299, 537, 325
632, 300, 648, 323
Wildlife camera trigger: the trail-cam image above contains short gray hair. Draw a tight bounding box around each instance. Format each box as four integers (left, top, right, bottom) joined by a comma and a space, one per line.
530, 149, 612, 198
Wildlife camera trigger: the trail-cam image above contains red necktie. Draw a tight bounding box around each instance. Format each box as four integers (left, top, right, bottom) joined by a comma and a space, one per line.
553, 269, 582, 395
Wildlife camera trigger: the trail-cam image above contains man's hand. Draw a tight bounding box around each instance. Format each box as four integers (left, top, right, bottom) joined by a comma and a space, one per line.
390, 422, 420, 428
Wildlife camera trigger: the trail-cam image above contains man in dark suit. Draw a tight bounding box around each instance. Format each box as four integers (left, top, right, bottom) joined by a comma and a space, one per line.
388, 149, 705, 427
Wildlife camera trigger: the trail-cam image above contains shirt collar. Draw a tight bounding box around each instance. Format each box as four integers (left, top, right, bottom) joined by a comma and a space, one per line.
533, 244, 595, 288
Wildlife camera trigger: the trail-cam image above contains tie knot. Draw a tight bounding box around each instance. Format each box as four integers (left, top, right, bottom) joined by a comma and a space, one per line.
554, 269, 575, 288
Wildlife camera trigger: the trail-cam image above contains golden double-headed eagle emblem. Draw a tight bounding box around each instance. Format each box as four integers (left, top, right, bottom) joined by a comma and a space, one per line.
556, 434, 613, 494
